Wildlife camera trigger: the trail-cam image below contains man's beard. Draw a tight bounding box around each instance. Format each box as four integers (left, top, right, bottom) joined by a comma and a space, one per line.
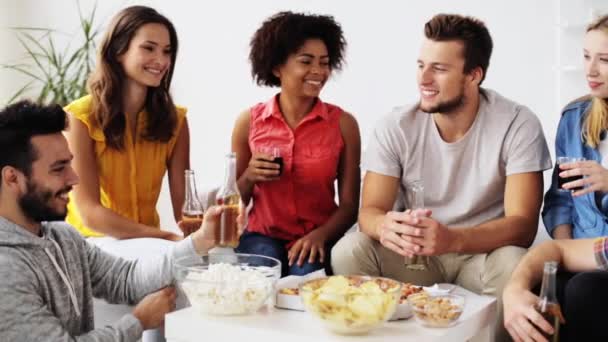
19, 180, 70, 222
419, 84, 466, 114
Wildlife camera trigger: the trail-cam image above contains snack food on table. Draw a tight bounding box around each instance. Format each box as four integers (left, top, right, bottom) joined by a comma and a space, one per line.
174, 254, 281, 316
278, 287, 299, 296
408, 293, 465, 327
399, 282, 423, 304
299, 275, 401, 335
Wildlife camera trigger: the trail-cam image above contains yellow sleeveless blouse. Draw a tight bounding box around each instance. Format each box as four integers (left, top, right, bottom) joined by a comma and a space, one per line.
64, 95, 187, 237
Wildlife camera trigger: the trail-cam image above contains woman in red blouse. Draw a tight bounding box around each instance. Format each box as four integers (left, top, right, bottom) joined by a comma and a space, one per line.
232, 11, 361, 276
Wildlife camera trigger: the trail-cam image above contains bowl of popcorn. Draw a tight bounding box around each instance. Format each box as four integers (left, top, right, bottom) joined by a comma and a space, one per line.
174, 253, 281, 315
407, 292, 465, 328
299, 275, 401, 335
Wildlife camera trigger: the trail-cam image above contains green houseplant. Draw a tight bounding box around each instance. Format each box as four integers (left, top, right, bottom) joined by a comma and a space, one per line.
2, 2, 100, 106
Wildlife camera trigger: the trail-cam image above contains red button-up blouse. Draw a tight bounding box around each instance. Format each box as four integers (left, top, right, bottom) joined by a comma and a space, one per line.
247, 95, 344, 244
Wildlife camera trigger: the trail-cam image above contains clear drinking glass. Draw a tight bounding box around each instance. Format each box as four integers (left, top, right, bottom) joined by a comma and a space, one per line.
404, 180, 428, 271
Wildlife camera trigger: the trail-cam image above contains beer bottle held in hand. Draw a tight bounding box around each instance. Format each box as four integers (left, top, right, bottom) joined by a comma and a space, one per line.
181, 170, 204, 237
535, 261, 566, 342
216, 152, 241, 248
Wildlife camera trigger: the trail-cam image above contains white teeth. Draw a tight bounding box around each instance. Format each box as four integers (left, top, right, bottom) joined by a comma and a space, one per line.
421, 90, 438, 96
58, 193, 69, 201
145, 68, 162, 75
306, 80, 322, 86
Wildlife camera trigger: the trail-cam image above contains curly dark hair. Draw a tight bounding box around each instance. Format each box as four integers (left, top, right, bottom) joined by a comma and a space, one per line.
424, 14, 493, 85
249, 11, 347, 87
0, 100, 67, 180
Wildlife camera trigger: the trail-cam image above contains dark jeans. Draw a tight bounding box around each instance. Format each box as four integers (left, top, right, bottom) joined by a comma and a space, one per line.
555, 271, 608, 341
236, 231, 333, 277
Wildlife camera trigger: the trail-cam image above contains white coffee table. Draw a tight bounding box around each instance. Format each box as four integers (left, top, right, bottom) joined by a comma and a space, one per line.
165, 285, 496, 342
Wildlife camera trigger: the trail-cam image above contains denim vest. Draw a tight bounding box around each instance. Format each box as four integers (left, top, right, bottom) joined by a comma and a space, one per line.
542, 99, 608, 238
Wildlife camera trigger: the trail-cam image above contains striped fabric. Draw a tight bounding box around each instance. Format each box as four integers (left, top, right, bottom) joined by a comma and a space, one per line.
593, 237, 608, 270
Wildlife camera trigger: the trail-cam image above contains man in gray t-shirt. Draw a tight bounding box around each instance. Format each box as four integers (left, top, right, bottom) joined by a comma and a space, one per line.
331, 14, 551, 342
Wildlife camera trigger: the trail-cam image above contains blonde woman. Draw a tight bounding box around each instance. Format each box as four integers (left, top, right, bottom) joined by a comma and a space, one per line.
543, 14, 608, 240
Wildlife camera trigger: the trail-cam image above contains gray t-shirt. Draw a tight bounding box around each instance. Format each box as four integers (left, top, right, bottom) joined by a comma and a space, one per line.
363, 89, 552, 228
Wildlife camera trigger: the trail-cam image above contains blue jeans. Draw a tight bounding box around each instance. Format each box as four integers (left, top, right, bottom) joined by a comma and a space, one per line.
236, 231, 327, 277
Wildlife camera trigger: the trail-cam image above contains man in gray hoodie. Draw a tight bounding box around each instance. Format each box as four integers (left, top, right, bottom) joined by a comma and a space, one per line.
0, 100, 224, 341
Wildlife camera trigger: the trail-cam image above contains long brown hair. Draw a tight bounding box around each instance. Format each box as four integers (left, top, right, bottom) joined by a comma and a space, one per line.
582, 14, 608, 148
87, 6, 179, 150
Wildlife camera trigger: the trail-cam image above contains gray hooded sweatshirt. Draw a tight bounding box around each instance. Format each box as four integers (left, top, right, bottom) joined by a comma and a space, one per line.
0, 216, 197, 341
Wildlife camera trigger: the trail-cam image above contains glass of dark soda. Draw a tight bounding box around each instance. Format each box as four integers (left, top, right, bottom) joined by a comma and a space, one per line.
271, 147, 283, 176
556, 156, 585, 192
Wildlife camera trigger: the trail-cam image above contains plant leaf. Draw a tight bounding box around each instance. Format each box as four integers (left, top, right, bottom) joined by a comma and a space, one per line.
17, 34, 52, 78
5, 81, 35, 105
1, 64, 44, 82
4, 0, 100, 105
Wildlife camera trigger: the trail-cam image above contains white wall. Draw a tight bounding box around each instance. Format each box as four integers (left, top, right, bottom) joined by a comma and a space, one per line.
2, 0, 592, 243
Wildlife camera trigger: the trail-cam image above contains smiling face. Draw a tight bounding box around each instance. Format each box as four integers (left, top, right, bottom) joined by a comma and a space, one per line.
18, 134, 79, 222
273, 39, 331, 98
118, 22, 173, 89
584, 29, 608, 98
417, 38, 475, 114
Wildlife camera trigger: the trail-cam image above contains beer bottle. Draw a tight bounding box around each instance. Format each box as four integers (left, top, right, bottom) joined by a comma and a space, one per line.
216, 152, 241, 248
181, 170, 204, 237
535, 261, 565, 342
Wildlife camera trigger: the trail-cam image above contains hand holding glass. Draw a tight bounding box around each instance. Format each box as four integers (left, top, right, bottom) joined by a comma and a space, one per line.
556, 157, 585, 192
271, 147, 283, 176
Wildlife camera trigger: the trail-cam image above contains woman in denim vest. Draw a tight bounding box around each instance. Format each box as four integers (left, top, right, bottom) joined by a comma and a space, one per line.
543, 14, 608, 240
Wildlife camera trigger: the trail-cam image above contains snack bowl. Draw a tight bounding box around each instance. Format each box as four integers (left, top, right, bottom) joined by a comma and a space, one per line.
174, 253, 281, 315
408, 292, 465, 328
299, 275, 401, 335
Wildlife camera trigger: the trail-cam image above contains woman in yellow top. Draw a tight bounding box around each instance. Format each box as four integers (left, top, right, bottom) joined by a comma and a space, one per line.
65, 6, 189, 242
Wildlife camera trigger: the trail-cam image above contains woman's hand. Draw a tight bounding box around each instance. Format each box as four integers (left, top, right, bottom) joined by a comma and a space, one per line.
242, 152, 280, 184
503, 285, 554, 342
287, 229, 328, 267
560, 160, 608, 196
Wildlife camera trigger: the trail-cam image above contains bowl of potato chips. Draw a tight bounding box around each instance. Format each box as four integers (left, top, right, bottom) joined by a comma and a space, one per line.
299, 275, 401, 335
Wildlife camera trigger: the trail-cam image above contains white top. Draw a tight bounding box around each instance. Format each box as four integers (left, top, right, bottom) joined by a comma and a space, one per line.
598, 137, 608, 169
363, 89, 552, 228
